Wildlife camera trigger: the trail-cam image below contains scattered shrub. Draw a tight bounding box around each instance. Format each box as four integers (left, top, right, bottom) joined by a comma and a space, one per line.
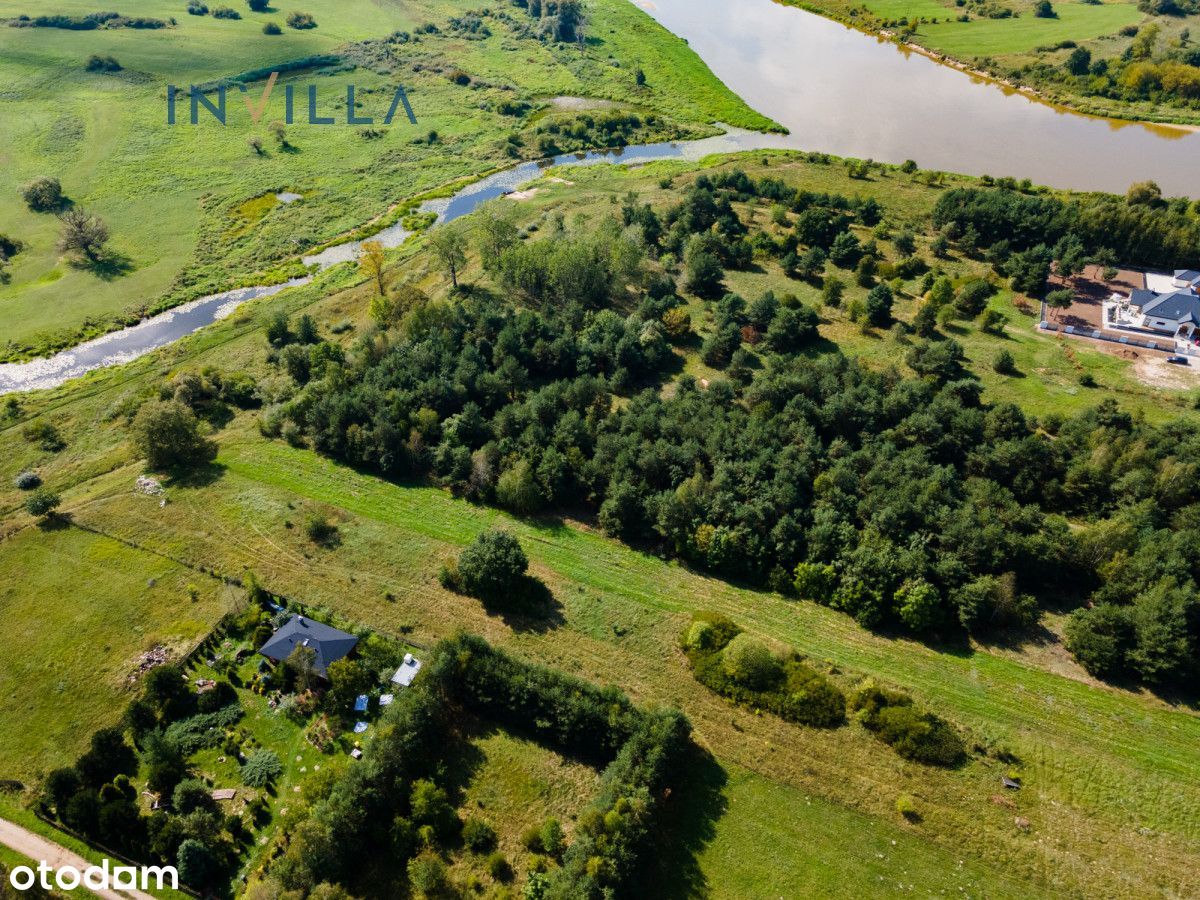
85, 54, 121, 72
462, 818, 497, 853
896, 793, 920, 821
486, 851, 512, 881
14, 471, 41, 490
849, 682, 965, 767
286, 10, 316, 28
241, 749, 283, 787
25, 488, 61, 519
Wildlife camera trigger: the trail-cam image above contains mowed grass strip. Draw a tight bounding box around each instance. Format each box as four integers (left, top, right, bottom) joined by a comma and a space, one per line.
0, 525, 232, 783
683, 765, 1030, 899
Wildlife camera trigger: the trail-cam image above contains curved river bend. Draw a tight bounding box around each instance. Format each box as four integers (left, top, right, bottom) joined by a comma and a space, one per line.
637, 0, 1200, 196
4, 0, 1200, 393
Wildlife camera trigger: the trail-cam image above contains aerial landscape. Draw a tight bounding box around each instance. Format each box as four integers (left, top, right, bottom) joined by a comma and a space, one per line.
1, 0, 1199, 898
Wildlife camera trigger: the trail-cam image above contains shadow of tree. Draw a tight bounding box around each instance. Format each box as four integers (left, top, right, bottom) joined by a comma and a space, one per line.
480, 574, 565, 634
71, 249, 134, 280
640, 743, 728, 899
165, 461, 228, 490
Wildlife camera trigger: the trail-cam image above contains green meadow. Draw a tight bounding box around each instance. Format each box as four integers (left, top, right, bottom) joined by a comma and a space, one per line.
785, 0, 1200, 124
915, 1, 1142, 57
0, 0, 774, 360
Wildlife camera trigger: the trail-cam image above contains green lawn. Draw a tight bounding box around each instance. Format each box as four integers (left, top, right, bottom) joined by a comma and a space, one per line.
688, 766, 1031, 899
0, 526, 233, 783
445, 721, 601, 887
916, 1, 1143, 57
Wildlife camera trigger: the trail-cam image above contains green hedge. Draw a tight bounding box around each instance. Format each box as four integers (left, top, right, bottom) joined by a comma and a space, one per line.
849, 682, 966, 768
682, 612, 846, 728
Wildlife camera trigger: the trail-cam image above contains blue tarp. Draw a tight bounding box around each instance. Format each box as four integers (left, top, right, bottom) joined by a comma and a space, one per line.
354, 694, 369, 712
353, 721, 369, 734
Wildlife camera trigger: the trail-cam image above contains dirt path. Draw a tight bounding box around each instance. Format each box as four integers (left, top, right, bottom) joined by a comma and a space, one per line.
0, 818, 157, 900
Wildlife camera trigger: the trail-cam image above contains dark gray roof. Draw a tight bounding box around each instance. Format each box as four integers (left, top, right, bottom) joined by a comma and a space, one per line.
1130, 289, 1158, 308
1140, 290, 1200, 324
259, 615, 358, 677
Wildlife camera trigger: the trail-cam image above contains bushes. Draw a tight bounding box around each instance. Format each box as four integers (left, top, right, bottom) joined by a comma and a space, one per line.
130, 399, 217, 471
462, 818, 497, 853
85, 54, 121, 72
721, 633, 782, 690
849, 682, 965, 767
286, 11, 316, 28
682, 613, 846, 728
211, 6, 240, 18
14, 470, 41, 490
240, 749, 283, 787
22, 176, 64, 211
24, 488, 61, 519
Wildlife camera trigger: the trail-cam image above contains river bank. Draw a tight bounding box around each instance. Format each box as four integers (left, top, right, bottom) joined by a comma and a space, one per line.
774, 0, 1200, 129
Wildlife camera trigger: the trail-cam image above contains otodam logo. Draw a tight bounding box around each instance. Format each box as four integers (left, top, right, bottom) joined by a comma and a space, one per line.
167, 72, 417, 126
8, 860, 178, 892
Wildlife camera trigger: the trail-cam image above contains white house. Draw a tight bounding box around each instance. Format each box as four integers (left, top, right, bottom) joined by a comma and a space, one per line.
1171, 269, 1200, 290
1128, 287, 1200, 337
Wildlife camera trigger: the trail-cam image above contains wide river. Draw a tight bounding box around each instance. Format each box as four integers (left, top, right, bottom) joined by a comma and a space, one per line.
637, 0, 1200, 197
4, 0, 1200, 392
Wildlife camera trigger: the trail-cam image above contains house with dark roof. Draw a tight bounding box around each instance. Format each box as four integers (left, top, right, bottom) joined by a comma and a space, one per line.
258, 615, 359, 678
1130, 288, 1200, 336
1172, 270, 1200, 289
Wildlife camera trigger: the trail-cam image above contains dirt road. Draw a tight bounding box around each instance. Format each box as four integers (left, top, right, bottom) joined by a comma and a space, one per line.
0, 817, 158, 900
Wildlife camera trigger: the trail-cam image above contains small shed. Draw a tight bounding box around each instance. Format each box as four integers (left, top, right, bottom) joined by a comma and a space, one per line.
391, 653, 422, 688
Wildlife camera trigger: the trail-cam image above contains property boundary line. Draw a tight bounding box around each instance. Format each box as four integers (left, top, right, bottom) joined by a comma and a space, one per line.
1038, 320, 1173, 354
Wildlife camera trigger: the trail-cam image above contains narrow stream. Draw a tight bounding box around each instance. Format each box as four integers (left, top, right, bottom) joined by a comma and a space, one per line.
0, 131, 759, 394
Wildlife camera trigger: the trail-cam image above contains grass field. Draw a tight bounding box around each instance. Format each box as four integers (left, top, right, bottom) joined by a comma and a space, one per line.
916, 1, 1142, 57
0, 0, 775, 360
444, 721, 601, 887
3, 150, 1200, 897
0, 526, 234, 784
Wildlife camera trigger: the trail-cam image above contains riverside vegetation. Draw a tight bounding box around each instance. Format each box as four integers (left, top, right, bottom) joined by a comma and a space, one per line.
783, 0, 1200, 123
0, 0, 774, 361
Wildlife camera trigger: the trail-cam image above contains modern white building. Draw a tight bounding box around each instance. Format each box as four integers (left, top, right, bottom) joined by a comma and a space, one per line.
1127, 286, 1200, 337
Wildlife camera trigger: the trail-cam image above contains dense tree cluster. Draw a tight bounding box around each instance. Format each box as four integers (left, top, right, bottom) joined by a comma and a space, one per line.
933, 184, 1200, 274
40, 663, 243, 891
274, 175, 1200, 687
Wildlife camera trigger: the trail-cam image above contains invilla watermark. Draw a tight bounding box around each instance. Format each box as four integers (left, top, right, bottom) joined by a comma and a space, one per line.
167, 72, 416, 126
